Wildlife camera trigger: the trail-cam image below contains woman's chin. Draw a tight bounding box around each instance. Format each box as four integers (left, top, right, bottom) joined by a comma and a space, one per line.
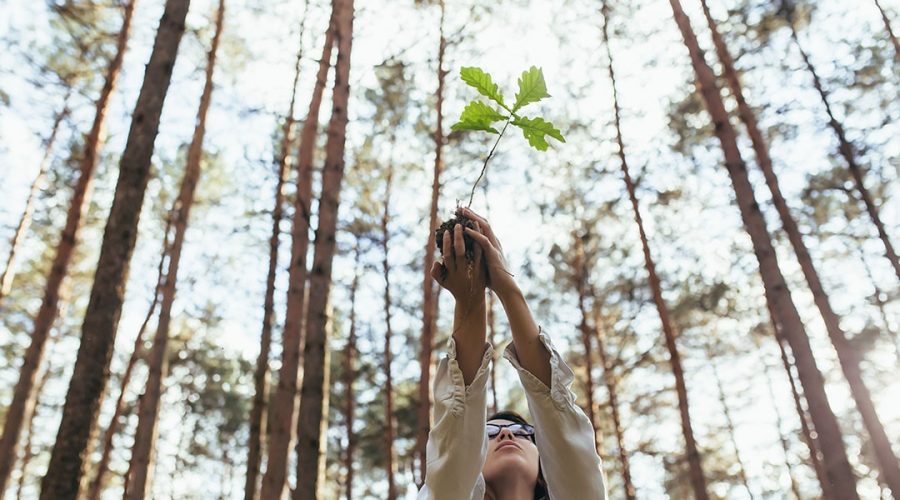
483, 454, 534, 483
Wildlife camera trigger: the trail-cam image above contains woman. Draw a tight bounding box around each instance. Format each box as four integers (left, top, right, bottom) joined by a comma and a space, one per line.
417, 207, 608, 500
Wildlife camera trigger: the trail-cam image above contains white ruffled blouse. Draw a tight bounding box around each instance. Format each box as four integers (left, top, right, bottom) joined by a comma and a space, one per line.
417, 328, 608, 500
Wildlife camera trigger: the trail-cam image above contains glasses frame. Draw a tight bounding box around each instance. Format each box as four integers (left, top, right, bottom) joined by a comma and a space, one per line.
486, 422, 536, 442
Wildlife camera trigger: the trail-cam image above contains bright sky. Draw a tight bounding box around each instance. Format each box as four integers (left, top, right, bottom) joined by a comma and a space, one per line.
1, 0, 898, 498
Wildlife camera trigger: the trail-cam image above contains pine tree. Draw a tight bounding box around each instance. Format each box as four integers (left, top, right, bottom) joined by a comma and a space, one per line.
244, 8, 307, 499
872, 0, 900, 61
781, 0, 900, 281
39, 1, 191, 496
259, 7, 335, 497
416, 0, 446, 484
86, 214, 172, 500
591, 302, 636, 500
0, 0, 138, 493
124, 1, 224, 496
602, 2, 708, 497
701, 0, 900, 494
293, 0, 354, 496
0, 97, 69, 304
665, 0, 859, 496
343, 240, 361, 500
573, 230, 599, 452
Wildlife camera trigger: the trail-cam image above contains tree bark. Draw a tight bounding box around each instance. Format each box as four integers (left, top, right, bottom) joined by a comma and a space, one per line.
781, 0, 900, 282
573, 231, 599, 453
770, 307, 832, 500
260, 8, 335, 498
124, 2, 223, 497
293, 0, 353, 496
344, 243, 360, 500
701, 1, 900, 493
592, 304, 636, 500
666, 1, 859, 497
873, 0, 900, 61
381, 137, 398, 500
14, 363, 51, 500
604, 4, 709, 498
0, 97, 69, 305
86, 214, 173, 500
416, 0, 446, 484
244, 9, 307, 500
2, 1, 140, 496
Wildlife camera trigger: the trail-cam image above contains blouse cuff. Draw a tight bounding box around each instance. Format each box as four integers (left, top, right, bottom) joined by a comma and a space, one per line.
436, 337, 494, 417
502, 326, 577, 410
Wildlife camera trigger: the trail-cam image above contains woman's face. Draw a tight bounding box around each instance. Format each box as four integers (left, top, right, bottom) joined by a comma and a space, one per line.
482, 419, 540, 490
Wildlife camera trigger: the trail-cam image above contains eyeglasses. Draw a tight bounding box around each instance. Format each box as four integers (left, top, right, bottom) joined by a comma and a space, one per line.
486, 423, 535, 442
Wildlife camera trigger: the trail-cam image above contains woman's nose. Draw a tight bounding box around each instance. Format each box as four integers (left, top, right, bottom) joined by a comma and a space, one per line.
496, 428, 515, 441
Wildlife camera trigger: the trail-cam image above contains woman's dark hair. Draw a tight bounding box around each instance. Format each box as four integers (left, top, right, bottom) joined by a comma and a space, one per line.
487, 411, 548, 500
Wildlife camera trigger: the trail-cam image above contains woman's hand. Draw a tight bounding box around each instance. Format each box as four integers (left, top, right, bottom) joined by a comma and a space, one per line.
430, 220, 487, 303
457, 207, 519, 299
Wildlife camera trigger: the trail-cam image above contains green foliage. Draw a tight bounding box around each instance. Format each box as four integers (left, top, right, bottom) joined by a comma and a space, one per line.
511, 116, 565, 152
453, 66, 565, 152
513, 66, 550, 112
460, 66, 508, 110
450, 100, 507, 134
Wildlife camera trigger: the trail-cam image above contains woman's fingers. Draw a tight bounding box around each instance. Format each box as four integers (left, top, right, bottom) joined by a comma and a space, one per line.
453, 223, 465, 258
460, 207, 502, 249
464, 226, 494, 255
442, 228, 453, 271
473, 225, 483, 266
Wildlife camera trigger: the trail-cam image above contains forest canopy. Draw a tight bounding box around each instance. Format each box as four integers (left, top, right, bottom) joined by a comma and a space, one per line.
0, 0, 897, 498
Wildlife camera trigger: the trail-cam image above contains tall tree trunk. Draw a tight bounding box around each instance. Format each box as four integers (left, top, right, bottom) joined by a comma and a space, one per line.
381, 136, 398, 500
770, 307, 832, 500
0, 97, 69, 305
416, 0, 446, 484
293, 0, 353, 496
603, 3, 709, 498
5, 2, 142, 497
244, 10, 307, 500
666, 1, 859, 497
592, 304, 636, 500
260, 9, 335, 499
781, 0, 900, 281
86, 214, 173, 500
344, 243, 360, 500
761, 357, 803, 500
14, 363, 51, 500
573, 231, 599, 453
873, 0, 900, 61
123, 3, 223, 497
0, 1, 137, 493
702, 1, 900, 493
708, 347, 755, 499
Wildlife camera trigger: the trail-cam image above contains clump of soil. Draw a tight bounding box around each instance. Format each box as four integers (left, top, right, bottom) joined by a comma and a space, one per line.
434, 207, 478, 282
435, 207, 477, 260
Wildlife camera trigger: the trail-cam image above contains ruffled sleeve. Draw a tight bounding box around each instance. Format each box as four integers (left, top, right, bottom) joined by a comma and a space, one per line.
417, 337, 492, 500
503, 326, 608, 500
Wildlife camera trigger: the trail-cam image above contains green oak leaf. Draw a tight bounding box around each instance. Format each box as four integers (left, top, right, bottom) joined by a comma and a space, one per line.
451, 120, 499, 134
460, 100, 506, 124
460, 67, 508, 110
513, 66, 550, 112
451, 100, 507, 134
511, 116, 565, 151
